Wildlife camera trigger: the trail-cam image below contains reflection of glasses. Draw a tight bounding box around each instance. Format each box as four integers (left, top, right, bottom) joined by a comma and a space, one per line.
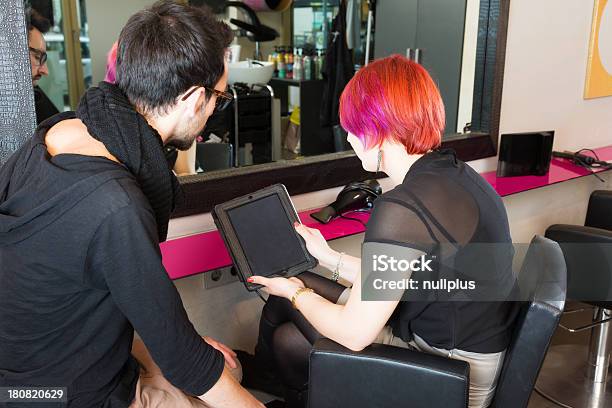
181, 86, 233, 111
29, 47, 47, 66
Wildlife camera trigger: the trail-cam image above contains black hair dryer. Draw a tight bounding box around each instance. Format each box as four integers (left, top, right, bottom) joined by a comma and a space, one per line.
311, 180, 382, 224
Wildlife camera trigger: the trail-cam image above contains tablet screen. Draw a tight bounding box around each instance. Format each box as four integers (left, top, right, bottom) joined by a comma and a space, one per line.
226, 194, 307, 277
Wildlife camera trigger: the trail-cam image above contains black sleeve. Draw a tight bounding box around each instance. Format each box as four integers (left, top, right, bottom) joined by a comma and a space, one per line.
364, 197, 437, 252
85, 203, 225, 396
34, 87, 60, 125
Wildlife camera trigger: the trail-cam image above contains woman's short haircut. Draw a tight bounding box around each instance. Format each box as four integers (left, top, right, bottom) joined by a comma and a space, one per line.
339, 54, 445, 154
104, 42, 118, 84
116, 0, 233, 115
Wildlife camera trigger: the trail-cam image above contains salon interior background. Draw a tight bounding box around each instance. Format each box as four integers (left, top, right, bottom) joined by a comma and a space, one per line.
169, 0, 612, 352
0, 0, 611, 352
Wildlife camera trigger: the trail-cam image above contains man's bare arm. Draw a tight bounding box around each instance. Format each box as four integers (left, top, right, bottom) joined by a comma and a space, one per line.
198, 367, 264, 408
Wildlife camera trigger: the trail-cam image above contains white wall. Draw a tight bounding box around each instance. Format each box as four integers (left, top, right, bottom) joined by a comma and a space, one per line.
499, 0, 612, 150
172, 0, 612, 350
85, 0, 156, 84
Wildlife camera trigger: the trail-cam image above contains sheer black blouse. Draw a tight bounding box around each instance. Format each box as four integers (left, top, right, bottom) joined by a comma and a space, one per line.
364, 149, 519, 353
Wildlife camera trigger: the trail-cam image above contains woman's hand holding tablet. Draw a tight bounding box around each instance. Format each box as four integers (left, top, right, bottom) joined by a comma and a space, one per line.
212, 184, 318, 291
247, 276, 305, 299
294, 222, 340, 271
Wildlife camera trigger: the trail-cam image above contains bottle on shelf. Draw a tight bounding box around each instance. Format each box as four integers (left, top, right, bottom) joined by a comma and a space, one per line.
314, 50, 325, 80
277, 47, 287, 79
286, 47, 294, 79
293, 50, 304, 81
303, 51, 312, 81
269, 46, 279, 78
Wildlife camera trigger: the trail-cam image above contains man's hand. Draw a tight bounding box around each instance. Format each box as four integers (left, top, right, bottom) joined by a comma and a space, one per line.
199, 366, 265, 408
203, 337, 238, 369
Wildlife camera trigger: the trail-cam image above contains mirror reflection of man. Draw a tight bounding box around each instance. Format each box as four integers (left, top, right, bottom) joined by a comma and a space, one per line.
27, 8, 59, 124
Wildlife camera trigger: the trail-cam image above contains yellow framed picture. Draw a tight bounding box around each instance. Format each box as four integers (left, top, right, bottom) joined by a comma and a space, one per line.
585, 0, 612, 99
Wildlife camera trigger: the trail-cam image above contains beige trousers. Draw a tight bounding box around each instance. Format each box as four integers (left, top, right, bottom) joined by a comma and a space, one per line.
338, 289, 505, 408
374, 326, 505, 408
128, 338, 242, 408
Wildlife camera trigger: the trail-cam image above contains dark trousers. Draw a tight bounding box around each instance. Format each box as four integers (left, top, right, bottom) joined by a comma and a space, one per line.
254, 272, 346, 406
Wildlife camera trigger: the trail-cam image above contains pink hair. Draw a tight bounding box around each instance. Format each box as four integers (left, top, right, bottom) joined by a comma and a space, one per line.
104, 41, 118, 83
339, 55, 445, 154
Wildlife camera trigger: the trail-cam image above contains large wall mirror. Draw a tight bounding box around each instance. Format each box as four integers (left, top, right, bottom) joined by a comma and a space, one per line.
12, 0, 509, 217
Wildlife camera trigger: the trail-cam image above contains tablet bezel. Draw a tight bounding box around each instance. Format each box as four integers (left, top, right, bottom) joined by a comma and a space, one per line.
212, 184, 318, 291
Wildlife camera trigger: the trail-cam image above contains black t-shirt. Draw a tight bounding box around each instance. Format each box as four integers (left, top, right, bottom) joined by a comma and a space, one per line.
0, 126, 224, 407
34, 86, 60, 125
364, 149, 519, 353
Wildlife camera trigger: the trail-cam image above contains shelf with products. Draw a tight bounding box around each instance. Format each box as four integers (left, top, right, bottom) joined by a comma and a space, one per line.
269, 78, 334, 156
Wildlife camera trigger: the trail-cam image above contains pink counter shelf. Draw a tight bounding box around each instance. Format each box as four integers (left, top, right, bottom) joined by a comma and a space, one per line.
160, 208, 370, 280
481, 145, 612, 196
161, 145, 612, 280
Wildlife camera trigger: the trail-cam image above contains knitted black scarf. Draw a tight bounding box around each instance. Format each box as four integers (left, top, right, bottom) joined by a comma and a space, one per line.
76, 82, 180, 242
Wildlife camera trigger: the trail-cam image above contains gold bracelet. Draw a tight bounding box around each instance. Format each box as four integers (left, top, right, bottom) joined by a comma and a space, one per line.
291, 287, 315, 309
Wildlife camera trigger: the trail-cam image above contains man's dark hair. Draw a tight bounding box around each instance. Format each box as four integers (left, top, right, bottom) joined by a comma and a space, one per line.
27, 8, 51, 34
116, 0, 233, 115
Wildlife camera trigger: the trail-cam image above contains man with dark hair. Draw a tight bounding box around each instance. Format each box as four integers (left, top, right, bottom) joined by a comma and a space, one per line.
0, 2, 263, 407
27, 8, 60, 124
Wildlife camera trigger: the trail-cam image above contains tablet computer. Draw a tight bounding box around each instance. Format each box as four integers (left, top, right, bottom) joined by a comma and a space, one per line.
212, 184, 318, 291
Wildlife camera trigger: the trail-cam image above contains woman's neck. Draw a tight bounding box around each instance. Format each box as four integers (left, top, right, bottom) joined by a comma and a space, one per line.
382, 144, 422, 188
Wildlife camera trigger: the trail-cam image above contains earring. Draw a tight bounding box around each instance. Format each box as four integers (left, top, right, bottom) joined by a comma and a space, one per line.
376, 149, 382, 173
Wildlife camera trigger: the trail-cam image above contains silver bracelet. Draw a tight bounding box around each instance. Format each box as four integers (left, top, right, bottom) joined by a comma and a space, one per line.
332, 252, 345, 282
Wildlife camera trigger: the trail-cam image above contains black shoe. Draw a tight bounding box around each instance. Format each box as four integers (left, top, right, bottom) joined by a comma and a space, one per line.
283, 387, 308, 408
236, 350, 285, 397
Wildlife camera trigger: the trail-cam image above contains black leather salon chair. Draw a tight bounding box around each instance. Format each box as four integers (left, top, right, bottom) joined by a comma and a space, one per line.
535, 190, 612, 407
308, 236, 567, 408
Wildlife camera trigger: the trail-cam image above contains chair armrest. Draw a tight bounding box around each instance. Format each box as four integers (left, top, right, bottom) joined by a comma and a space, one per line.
585, 190, 612, 231
308, 338, 469, 408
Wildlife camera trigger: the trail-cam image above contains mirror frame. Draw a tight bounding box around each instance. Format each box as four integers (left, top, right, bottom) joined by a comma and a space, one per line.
173, 0, 510, 218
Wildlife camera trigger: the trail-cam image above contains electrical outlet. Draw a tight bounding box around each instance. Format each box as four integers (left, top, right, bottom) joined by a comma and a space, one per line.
203, 266, 240, 289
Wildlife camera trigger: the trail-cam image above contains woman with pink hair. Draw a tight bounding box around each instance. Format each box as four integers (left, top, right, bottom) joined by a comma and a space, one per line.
104, 41, 118, 83
248, 55, 517, 408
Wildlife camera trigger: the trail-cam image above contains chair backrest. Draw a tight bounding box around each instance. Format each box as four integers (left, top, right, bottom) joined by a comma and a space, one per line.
545, 223, 612, 309
491, 235, 566, 408
585, 190, 612, 231
196, 142, 233, 172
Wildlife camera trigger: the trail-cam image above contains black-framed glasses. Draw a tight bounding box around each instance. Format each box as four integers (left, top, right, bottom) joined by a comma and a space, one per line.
29, 47, 47, 67
181, 86, 233, 112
